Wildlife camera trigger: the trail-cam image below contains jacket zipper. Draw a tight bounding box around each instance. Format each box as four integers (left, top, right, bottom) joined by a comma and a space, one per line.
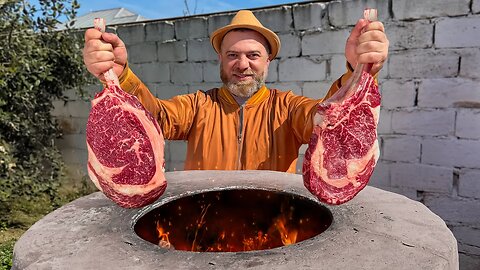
236, 104, 245, 170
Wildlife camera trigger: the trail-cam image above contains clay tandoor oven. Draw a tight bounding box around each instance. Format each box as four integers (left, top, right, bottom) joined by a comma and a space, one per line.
13, 171, 458, 269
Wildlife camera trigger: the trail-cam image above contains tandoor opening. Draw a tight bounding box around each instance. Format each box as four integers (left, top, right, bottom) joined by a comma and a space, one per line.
134, 189, 332, 252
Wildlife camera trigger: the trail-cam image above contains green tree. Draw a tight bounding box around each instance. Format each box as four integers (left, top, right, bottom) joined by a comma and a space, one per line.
0, 0, 92, 227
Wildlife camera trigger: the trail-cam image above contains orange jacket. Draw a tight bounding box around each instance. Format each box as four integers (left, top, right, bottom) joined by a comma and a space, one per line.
118, 66, 354, 173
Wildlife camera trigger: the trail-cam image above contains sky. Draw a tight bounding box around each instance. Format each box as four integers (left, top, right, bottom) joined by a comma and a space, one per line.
75, 0, 311, 20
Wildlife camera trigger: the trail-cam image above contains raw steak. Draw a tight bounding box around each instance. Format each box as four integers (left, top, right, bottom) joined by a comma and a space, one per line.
303, 9, 380, 205
86, 18, 167, 208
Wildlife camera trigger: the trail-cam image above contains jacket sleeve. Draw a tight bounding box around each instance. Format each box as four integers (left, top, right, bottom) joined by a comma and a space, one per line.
116, 64, 197, 140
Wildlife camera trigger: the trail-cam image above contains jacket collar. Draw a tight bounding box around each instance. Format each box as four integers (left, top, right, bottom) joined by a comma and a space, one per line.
219, 85, 270, 107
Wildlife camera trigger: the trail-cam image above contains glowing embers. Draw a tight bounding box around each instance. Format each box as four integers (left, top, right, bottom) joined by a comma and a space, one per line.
134, 189, 332, 252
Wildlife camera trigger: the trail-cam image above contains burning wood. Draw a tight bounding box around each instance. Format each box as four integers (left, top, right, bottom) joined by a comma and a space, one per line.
156, 202, 299, 252
134, 189, 332, 253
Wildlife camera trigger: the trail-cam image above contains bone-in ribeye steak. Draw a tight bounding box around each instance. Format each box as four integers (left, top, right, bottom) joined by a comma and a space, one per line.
86, 18, 166, 208
302, 8, 381, 205
302, 71, 380, 205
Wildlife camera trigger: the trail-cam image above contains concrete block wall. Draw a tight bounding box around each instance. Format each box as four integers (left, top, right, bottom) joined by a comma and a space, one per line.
54, 0, 480, 268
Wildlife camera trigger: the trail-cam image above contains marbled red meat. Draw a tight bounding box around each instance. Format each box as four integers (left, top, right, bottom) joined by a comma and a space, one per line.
302, 8, 380, 205
86, 18, 166, 208
303, 70, 380, 205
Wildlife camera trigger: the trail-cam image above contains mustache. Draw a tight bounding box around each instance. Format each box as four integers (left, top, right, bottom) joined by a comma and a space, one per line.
234, 70, 256, 76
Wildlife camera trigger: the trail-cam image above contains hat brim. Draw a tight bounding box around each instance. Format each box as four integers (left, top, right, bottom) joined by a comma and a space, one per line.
210, 24, 280, 60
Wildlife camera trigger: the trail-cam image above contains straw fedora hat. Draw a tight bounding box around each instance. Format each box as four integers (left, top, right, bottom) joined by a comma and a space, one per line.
210, 10, 281, 60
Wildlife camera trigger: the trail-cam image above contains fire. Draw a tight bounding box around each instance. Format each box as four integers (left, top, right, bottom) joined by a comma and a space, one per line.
242, 231, 269, 250
156, 221, 172, 249
273, 215, 298, 246
191, 203, 210, 251
156, 203, 299, 252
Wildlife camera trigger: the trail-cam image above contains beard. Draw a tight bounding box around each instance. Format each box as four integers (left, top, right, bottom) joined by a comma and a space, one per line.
220, 68, 267, 98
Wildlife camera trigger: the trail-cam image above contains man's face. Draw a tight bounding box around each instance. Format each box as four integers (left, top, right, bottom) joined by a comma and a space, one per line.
219, 29, 271, 97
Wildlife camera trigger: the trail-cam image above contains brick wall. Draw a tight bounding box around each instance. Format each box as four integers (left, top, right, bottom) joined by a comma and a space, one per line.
53, 0, 480, 268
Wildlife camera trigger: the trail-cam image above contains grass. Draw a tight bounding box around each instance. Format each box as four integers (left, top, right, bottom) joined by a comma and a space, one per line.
0, 171, 97, 270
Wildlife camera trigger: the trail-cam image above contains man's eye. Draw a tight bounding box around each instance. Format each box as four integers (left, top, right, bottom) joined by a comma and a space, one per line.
249, 54, 260, 59
227, 53, 237, 58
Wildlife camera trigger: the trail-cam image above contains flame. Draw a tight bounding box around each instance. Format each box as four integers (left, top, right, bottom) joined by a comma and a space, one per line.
156, 221, 171, 248
206, 230, 228, 252
273, 215, 298, 245
242, 231, 269, 250
156, 203, 299, 251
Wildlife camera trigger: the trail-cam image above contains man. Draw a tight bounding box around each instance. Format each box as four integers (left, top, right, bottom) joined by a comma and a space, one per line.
83, 10, 389, 173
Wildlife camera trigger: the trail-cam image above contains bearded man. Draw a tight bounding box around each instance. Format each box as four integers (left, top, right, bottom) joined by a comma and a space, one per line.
83, 10, 389, 173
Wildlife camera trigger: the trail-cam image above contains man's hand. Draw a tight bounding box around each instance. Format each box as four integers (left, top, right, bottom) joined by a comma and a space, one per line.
345, 19, 389, 75
83, 29, 127, 81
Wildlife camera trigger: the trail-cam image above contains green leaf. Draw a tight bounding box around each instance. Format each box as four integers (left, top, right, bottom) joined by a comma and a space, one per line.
0, 0, 95, 227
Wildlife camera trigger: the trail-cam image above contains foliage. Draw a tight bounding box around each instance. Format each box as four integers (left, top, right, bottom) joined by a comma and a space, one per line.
0, 0, 93, 227
0, 239, 14, 270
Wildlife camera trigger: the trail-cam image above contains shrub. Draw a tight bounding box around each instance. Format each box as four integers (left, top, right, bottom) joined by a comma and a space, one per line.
0, 0, 93, 227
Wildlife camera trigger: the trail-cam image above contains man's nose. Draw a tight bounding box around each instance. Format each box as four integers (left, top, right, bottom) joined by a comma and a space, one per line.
236, 55, 250, 71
